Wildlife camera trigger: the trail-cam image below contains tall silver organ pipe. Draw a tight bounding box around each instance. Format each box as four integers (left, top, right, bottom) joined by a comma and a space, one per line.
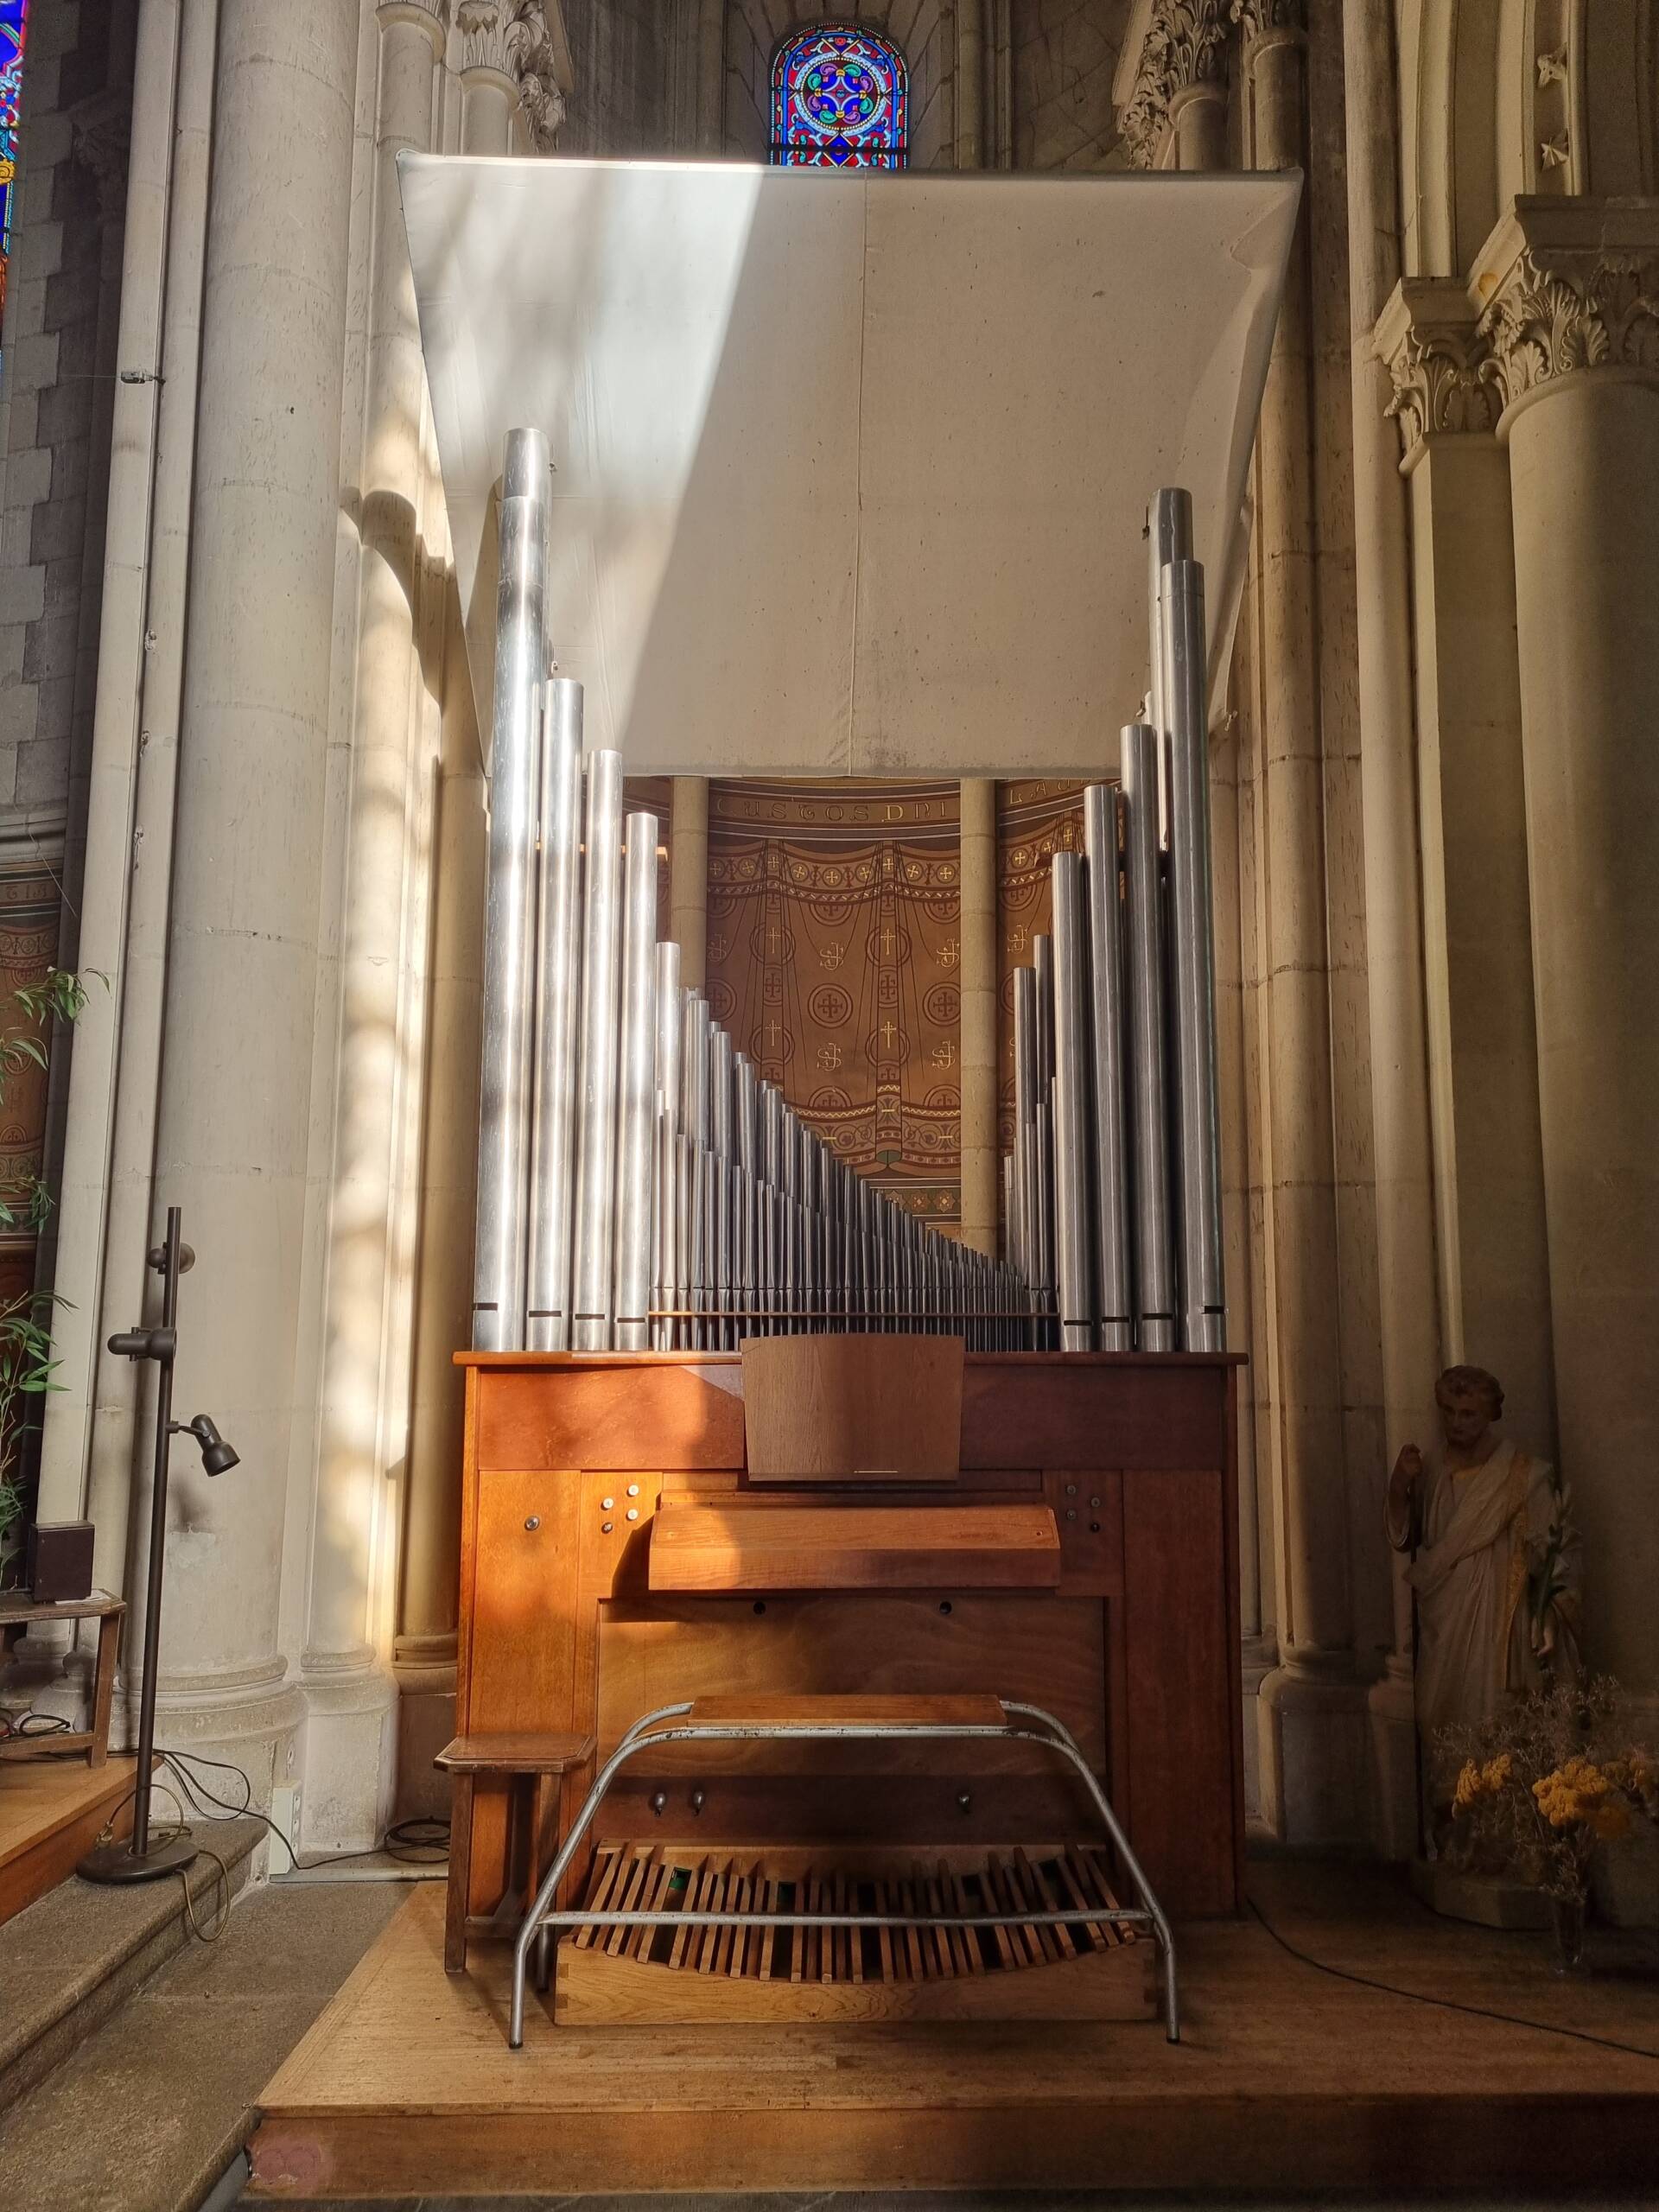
1161, 558, 1226, 1352
1147, 487, 1192, 836
526, 676, 582, 1350
1049, 852, 1094, 1351
473, 435, 1222, 1361
612, 811, 661, 1350
569, 749, 625, 1349
473, 428, 548, 1350
1121, 721, 1177, 1351
1084, 784, 1133, 1351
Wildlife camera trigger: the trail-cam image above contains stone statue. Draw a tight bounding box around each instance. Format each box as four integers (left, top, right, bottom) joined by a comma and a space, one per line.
1387, 1365, 1580, 1799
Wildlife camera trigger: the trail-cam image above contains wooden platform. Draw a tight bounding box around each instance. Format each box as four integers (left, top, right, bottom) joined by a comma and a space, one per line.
247, 1862, 1659, 2196
0, 1753, 141, 1928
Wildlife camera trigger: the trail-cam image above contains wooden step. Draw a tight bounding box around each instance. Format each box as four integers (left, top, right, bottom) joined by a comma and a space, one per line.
554, 1841, 1154, 2024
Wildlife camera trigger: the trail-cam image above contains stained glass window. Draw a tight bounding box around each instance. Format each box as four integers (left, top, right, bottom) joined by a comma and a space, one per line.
0, 0, 26, 328
770, 26, 907, 171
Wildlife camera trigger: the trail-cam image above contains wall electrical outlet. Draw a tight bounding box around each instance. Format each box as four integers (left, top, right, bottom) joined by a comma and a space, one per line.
269, 1781, 303, 1863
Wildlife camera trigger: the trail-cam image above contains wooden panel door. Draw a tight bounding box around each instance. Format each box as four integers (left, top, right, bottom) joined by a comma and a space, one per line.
1120, 1469, 1236, 1916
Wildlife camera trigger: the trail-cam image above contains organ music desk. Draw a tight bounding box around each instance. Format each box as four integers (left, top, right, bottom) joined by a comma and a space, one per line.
453, 1338, 1244, 2031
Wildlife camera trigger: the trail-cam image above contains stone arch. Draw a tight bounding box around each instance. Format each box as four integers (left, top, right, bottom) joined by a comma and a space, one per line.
1399, 0, 1659, 279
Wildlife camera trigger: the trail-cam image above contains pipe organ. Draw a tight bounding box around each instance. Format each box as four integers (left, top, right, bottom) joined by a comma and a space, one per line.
474, 447, 1226, 1365
453, 430, 1245, 2035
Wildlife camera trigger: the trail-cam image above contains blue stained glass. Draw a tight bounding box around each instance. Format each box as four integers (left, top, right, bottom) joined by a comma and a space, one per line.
1, 0, 27, 329
770, 25, 907, 171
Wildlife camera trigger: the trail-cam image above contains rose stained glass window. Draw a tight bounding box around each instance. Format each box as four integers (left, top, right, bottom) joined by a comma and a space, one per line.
770, 26, 907, 171
0, 0, 26, 327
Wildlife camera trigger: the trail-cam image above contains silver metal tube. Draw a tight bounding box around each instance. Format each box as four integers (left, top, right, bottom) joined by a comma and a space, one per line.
525, 676, 582, 1350
474, 427, 548, 1351
682, 993, 709, 1147
1148, 486, 1192, 839
1162, 557, 1226, 1352
710, 1025, 734, 1163
612, 810, 660, 1350
652, 1109, 677, 1351
696, 1144, 717, 1350
655, 941, 682, 1140
1050, 852, 1094, 1350
1033, 931, 1055, 1091
734, 1053, 760, 1179
570, 750, 626, 1349
675, 1131, 696, 1349
1036, 1089, 1056, 1346
1084, 783, 1133, 1351
1121, 721, 1177, 1351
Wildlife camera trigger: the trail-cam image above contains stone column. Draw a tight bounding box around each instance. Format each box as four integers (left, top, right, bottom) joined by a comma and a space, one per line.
954, 0, 984, 169
957, 779, 998, 1255
670, 776, 709, 991
1238, 0, 1365, 1843
302, 0, 448, 1854
1474, 200, 1659, 1711
141, 0, 359, 1790
1375, 283, 1554, 1444
397, 586, 483, 1819
457, 1, 520, 150
697, 0, 724, 154
1169, 80, 1228, 169
1341, 0, 1442, 1859
28, 0, 184, 1660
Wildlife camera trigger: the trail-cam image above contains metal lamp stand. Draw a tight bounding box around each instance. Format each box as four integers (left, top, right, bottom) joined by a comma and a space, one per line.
79, 1207, 200, 1885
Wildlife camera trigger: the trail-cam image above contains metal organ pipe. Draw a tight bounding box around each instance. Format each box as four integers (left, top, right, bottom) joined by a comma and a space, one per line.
1049, 852, 1095, 1351
1120, 721, 1177, 1352
1161, 559, 1226, 1352
473, 427, 548, 1351
569, 749, 626, 1350
1084, 784, 1133, 1351
527, 677, 583, 1350
475, 435, 1223, 1363
612, 811, 661, 1350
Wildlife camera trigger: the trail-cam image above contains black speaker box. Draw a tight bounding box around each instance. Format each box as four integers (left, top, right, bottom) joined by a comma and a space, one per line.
27, 1520, 96, 1605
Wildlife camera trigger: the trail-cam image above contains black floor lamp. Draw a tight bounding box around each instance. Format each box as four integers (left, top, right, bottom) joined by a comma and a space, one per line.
79, 1206, 240, 1885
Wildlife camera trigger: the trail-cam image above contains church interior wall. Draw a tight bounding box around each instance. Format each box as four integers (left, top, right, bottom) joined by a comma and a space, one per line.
0, 0, 1653, 1904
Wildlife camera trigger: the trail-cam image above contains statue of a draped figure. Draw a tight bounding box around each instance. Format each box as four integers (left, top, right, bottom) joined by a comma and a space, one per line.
1386, 1364, 1581, 1829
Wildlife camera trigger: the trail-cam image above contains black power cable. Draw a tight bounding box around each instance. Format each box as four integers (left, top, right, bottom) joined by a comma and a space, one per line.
1248, 1897, 1659, 2066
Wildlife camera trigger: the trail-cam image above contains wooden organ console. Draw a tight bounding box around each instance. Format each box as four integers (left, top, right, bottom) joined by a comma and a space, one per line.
451, 1339, 1244, 2031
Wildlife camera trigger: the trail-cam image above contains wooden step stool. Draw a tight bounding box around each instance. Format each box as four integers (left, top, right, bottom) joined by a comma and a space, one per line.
435, 1731, 594, 1974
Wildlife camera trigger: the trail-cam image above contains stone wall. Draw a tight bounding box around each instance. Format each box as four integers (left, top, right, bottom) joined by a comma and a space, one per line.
0, 0, 134, 857
1014, 0, 1125, 169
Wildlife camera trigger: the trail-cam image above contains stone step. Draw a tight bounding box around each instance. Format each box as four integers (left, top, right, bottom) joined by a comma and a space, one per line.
0, 1814, 264, 2119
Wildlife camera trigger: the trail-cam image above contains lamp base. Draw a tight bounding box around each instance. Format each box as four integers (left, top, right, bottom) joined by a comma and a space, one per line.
78, 1832, 200, 1885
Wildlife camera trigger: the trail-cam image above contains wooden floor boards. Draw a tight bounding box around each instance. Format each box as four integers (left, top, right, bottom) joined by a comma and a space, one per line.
247, 1860, 1659, 2197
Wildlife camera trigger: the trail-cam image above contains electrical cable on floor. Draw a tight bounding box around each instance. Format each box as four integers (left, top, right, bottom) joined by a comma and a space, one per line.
1248, 1896, 1659, 2064
158, 1744, 448, 1872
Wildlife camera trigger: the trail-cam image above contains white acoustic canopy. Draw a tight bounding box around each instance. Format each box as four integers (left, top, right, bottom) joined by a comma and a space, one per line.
401, 156, 1300, 779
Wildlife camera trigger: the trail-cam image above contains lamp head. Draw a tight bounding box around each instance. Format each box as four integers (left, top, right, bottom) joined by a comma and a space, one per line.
178, 1414, 239, 1477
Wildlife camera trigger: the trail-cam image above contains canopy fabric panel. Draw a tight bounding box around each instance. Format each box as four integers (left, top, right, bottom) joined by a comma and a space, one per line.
402, 156, 1299, 778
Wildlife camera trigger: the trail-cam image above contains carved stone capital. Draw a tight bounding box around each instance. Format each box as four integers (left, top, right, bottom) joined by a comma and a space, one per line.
457, 0, 567, 147
1117, 1, 1235, 170
1230, 0, 1307, 42
1375, 279, 1500, 470
1471, 198, 1659, 429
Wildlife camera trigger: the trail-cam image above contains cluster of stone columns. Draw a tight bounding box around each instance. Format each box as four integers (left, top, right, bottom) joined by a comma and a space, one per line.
31, 0, 569, 1847
1118, 0, 1659, 1855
